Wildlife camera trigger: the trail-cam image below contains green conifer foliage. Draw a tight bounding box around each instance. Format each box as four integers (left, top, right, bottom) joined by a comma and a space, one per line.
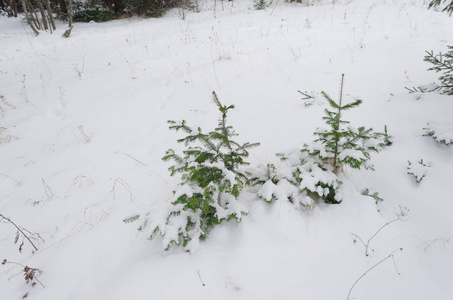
259, 75, 390, 206
424, 46, 453, 95
303, 74, 390, 174
428, 0, 453, 16
254, 0, 267, 10
126, 92, 259, 252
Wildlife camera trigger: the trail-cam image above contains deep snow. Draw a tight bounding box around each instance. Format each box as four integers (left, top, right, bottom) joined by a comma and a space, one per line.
1, 0, 453, 299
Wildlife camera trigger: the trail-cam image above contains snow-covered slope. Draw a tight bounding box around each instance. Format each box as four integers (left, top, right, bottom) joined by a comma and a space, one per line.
1, 0, 452, 299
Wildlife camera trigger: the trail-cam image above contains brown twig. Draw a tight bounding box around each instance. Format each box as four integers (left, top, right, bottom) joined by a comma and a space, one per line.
347, 248, 403, 300
0, 173, 22, 185
197, 270, 205, 286
352, 216, 404, 256
2, 260, 45, 288
0, 214, 38, 251
417, 237, 450, 251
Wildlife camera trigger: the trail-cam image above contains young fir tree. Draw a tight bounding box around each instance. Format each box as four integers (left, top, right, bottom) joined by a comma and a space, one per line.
305, 74, 391, 174
258, 75, 390, 205
254, 0, 267, 10
125, 92, 259, 252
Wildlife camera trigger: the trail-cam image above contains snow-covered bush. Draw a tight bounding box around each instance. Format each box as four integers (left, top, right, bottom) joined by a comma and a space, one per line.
407, 159, 430, 183
124, 0, 198, 18
125, 92, 259, 252
423, 122, 453, 145
254, 0, 268, 10
72, 1, 113, 23
259, 75, 391, 205
257, 152, 341, 206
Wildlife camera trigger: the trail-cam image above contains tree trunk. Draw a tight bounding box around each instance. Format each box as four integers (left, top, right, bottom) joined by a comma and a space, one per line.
36, 0, 49, 31
45, 0, 56, 30
21, 0, 39, 35
332, 74, 345, 173
24, 0, 42, 30
12, 0, 18, 17
67, 0, 72, 28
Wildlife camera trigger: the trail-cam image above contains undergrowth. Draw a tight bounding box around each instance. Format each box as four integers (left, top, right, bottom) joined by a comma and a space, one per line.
125, 92, 259, 252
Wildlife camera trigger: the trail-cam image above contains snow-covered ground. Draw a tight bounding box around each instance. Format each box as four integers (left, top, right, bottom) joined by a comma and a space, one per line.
1, 0, 453, 299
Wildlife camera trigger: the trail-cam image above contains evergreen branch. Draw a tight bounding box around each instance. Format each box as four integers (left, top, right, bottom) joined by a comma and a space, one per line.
298, 90, 314, 100
321, 92, 339, 109
342, 99, 363, 110
428, 0, 453, 15
242, 142, 261, 149
211, 91, 222, 109
425, 50, 453, 72
168, 120, 193, 134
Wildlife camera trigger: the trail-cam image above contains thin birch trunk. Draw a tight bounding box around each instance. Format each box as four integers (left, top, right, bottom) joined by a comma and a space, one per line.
12, 0, 18, 17
67, 0, 73, 28
21, 0, 39, 35
45, 0, 56, 30
26, 0, 42, 30
36, 0, 49, 31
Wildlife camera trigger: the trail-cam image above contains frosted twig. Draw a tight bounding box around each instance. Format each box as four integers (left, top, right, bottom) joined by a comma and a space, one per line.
0, 232, 81, 276
83, 204, 109, 223
42, 178, 55, 199
417, 238, 450, 251
116, 49, 136, 73
21, 75, 29, 104
225, 282, 240, 291
269, 0, 280, 16
3, 260, 45, 288
42, 144, 67, 153
73, 53, 85, 79
363, 218, 400, 256
352, 209, 407, 257
197, 270, 205, 286
0, 173, 22, 185
0, 94, 16, 112
116, 151, 146, 166
109, 178, 135, 201
78, 125, 91, 143
391, 255, 401, 275
210, 47, 221, 89
347, 248, 403, 300
66, 175, 95, 193
0, 214, 38, 251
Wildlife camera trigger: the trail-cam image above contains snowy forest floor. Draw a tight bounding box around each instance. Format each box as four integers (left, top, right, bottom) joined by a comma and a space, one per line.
1, 0, 453, 299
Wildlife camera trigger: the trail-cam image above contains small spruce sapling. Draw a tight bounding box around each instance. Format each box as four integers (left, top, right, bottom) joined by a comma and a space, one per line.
305, 74, 390, 174
259, 74, 390, 206
254, 0, 267, 10
125, 92, 259, 252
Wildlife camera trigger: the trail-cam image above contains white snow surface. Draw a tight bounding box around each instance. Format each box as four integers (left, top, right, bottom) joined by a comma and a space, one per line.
1, 0, 453, 299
